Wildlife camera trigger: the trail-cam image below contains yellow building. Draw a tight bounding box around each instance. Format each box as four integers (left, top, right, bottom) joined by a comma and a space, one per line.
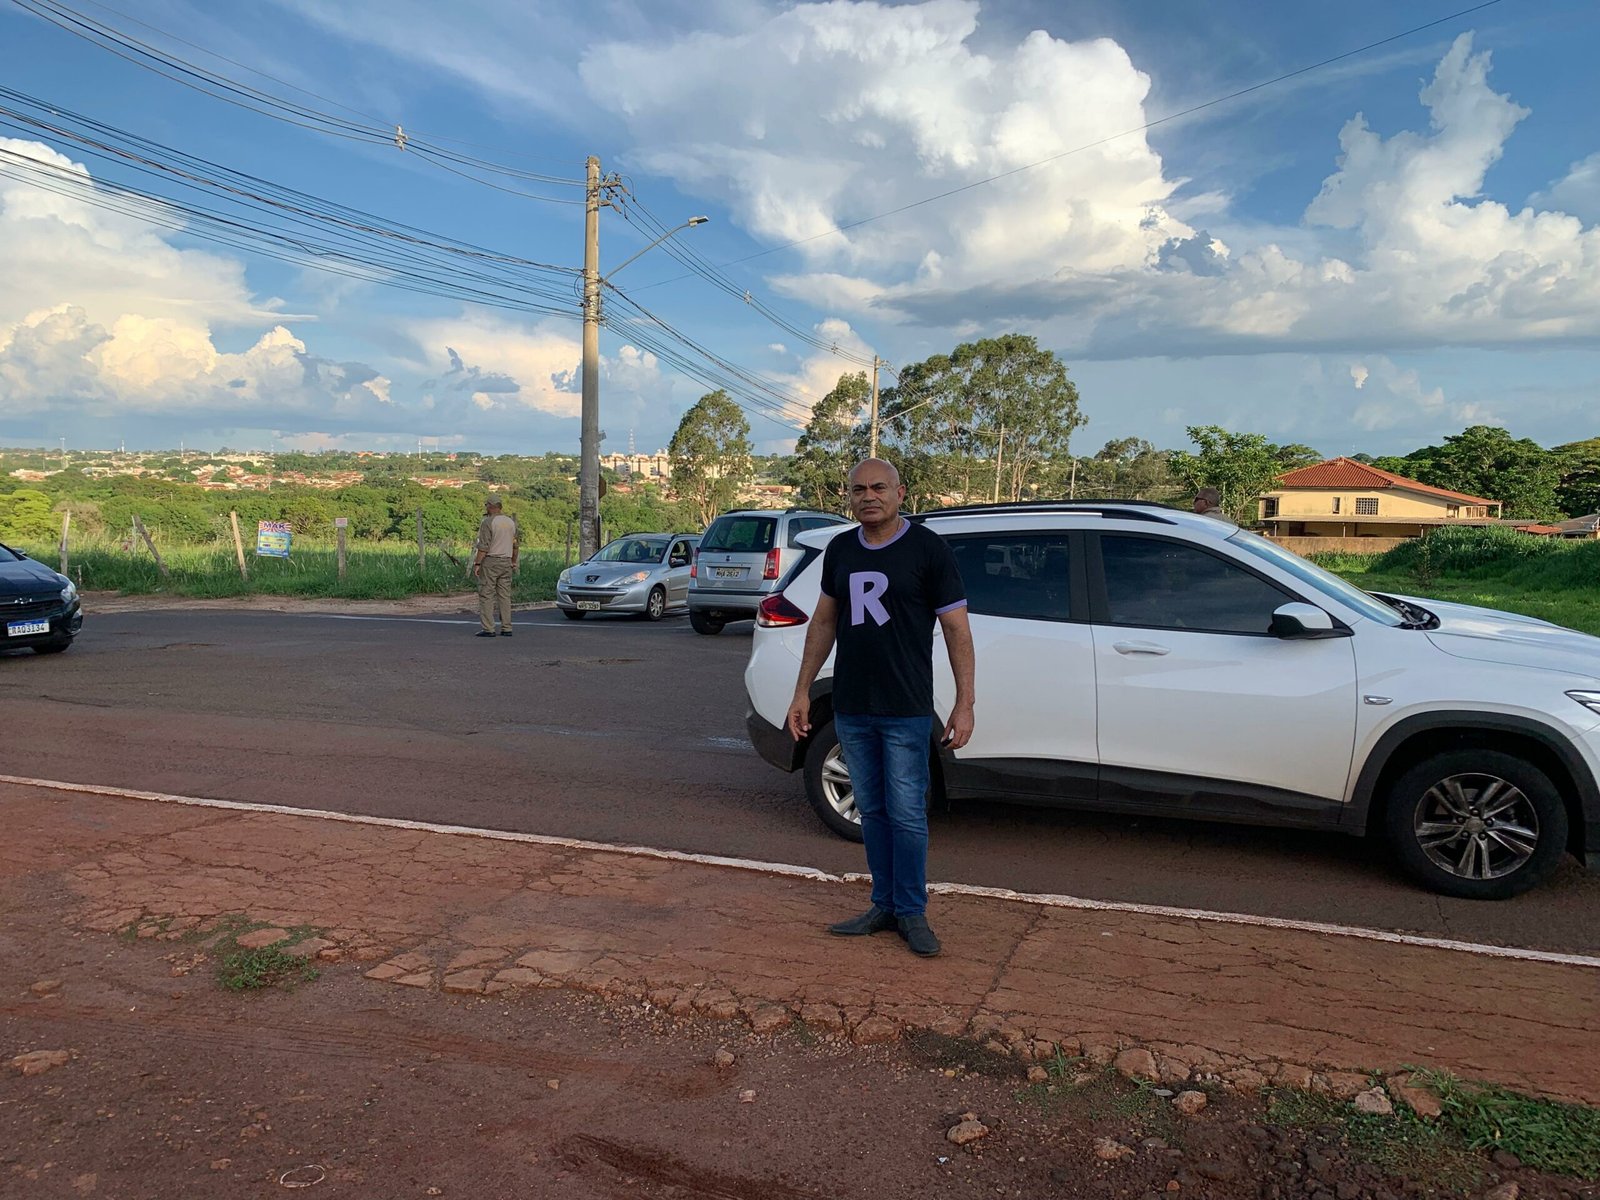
1260, 458, 1503, 542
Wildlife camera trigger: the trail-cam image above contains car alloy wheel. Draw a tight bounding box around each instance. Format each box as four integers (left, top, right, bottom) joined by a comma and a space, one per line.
646, 587, 666, 621
1414, 772, 1538, 881
819, 743, 859, 828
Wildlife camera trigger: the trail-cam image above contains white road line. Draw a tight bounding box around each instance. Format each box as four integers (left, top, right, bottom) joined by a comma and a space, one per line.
4, 772, 1597, 971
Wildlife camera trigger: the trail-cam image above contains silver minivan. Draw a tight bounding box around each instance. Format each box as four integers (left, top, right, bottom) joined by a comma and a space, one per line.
688, 508, 847, 634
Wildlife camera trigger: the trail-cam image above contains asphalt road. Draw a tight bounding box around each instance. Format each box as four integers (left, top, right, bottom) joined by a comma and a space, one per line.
2, 607, 1596, 954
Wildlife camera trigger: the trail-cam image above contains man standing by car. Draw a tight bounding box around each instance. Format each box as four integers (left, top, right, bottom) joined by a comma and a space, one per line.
786, 458, 976, 957
471, 494, 519, 638
1192, 488, 1235, 523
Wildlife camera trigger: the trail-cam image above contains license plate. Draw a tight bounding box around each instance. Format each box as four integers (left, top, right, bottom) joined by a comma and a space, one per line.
576, 601, 601, 611
6, 619, 49, 637
714, 567, 744, 578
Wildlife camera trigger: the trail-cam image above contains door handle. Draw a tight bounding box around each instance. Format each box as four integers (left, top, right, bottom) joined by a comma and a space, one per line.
1112, 640, 1169, 656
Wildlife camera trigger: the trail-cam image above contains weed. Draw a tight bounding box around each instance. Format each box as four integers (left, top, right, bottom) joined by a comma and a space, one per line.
216, 944, 319, 991
1414, 1068, 1600, 1180
1268, 1088, 1483, 1192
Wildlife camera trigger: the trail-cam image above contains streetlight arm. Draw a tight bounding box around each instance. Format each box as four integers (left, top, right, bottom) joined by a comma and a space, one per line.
602, 217, 708, 283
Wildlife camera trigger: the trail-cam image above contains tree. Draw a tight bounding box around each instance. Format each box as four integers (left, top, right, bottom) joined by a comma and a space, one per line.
668, 391, 754, 527
1064, 438, 1178, 501
0, 489, 58, 541
1555, 438, 1600, 518
878, 334, 1085, 508
1402, 426, 1561, 520
1166, 426, 1290, 523
787, 371, 868, 514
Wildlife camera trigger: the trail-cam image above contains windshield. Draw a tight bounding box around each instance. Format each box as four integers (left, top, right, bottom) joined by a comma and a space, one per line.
1226, 529, 1404, 626
593, 536, 667, 564
0, 543, 20, 563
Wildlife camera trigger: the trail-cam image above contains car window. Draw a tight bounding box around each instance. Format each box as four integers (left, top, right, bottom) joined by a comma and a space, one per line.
595, 537, 668, 563
1226, 529, 1403, 627
946, 534, 1072, 621
669, 540, 690, 562
1100, 535, 1287, 634
702, 516, 776, 553
786, 516, 832, 547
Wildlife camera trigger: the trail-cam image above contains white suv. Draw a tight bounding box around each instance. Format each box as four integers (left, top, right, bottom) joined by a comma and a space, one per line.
743, 502, 1600, 899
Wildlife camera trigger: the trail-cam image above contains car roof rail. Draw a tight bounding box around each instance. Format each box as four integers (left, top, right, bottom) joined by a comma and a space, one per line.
908, 499, 1181, 524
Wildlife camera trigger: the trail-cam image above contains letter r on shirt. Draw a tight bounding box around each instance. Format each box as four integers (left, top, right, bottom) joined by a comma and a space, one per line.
848, 571, 890, 626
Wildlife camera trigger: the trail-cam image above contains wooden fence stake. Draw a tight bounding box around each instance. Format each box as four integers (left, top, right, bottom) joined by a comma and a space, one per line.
337, 521, 348, 580
229, 511, 249, 581
416, 509, 426, 575
58, 510, 70, 576
564, 519, 573, 567
133, 515, 169, 579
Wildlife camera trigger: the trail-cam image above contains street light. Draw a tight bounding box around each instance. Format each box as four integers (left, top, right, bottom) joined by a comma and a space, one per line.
578, 208, 709, 560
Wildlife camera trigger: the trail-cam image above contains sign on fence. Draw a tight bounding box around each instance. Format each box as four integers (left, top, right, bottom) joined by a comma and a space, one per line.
256, 520, 293, 558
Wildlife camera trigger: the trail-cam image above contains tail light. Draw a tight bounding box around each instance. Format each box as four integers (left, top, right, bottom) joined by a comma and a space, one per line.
757, 593, 809, 627
763, 547, 781, 580
690, 549, 697, 579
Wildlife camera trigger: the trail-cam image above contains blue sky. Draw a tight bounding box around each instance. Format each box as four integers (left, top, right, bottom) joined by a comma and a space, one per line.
0, 0, 1596, 459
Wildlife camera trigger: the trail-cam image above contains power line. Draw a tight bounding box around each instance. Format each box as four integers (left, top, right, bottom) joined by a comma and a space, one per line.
11, 0, 589, 201
629, 0, 1508, 288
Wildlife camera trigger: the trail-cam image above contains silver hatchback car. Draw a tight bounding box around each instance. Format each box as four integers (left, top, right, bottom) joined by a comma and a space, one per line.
688, 508, 849, 634
556, 533, 700, 621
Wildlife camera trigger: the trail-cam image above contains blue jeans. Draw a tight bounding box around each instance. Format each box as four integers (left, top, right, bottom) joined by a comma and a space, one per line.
833, 712, 932, 918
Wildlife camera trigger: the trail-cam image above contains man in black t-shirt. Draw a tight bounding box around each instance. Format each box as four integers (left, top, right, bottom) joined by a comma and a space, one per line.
787, 458, 975, 957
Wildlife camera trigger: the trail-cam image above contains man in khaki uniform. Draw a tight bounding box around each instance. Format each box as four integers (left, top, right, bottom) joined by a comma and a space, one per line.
472, 494, 519, 637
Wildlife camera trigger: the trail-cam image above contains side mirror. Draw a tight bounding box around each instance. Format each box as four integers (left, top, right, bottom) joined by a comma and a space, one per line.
1270, 602, 1343, 639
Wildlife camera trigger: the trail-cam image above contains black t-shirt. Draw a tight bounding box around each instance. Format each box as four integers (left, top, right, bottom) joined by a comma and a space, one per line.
820, 519, 967, 717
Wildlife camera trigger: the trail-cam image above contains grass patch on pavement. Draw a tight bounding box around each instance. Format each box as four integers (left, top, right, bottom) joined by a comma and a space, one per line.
1414, 1068, 1600, 1179
1267, 1086, 1483, 1192
204, 916, 324, 992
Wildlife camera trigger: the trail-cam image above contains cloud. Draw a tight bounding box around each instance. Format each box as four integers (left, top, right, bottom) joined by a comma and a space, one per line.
585, 15, 1599, 357
1349, 363, 1369, 390
1530, 152, 1600, 224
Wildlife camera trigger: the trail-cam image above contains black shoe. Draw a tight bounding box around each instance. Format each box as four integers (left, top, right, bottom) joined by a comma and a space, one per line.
827, 906, 898, 937
475, 630, 496, 638
898, 915, 942, 957
499, 630, 513, 637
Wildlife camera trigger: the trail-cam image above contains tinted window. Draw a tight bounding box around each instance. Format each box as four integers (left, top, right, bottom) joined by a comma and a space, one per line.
594, 537, 668, 563
946, 534, 1072, 621
1101, 536, 1286, 634
786, 516, 838, 547
702, 516, 776, 553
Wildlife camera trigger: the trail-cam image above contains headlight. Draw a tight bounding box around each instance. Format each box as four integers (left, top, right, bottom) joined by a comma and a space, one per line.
557, 569, 570, 585
59, 580, 76, 603
1569, 691, 1600, 717
619, 571, 650, 585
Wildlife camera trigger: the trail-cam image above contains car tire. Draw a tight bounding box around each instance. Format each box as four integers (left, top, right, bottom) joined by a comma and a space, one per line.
30, 638, 71, 655
689, 610, 724, 636
803, 721, 864, 842
562, 609, 586, 621
1384, 749, 1568, 900
644, 587, 666, 622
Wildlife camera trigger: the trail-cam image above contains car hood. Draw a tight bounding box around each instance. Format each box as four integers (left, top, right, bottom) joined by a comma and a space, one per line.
0, 557, 66, 598
1408, 595, 1600, 681
568, 561, 659, 584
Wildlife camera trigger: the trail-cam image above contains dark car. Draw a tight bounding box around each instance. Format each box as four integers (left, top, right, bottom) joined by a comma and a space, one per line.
0, 543, 82, 654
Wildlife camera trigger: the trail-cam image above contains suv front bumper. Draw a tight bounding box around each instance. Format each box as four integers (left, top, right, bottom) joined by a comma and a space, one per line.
2, 598, 81, 648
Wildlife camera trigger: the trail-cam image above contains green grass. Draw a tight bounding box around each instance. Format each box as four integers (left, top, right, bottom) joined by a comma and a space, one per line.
1267, 1086, 1484, 1191
27, 537, 566, 603
1414, 1068, 1600, 1179
202, 916, 324, 992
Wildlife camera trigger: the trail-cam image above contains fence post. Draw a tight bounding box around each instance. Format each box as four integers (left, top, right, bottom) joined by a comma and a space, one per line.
58, 510, 70, 575
564, 519, 573, 567
336, 518, 348, 580
416, 509, 426, 576
229, 510, 249, 581
133, 515, 169, 579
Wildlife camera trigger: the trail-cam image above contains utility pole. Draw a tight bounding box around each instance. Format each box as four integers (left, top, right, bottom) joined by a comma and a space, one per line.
868, 357, 883, 458
579, 155, 603, 561
992, 421, 1005, 503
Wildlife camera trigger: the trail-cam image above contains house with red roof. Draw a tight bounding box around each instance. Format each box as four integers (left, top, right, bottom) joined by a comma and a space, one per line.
1259, 458, 1506, 541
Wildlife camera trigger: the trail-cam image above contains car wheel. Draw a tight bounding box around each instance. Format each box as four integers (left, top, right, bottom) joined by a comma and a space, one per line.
644, 587, 666, 622
562, 609, 586, 621
1384, 749, 1568, 900
30, 638, 71, 655
689, 610, 724, 636
802, 721, 864, 842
